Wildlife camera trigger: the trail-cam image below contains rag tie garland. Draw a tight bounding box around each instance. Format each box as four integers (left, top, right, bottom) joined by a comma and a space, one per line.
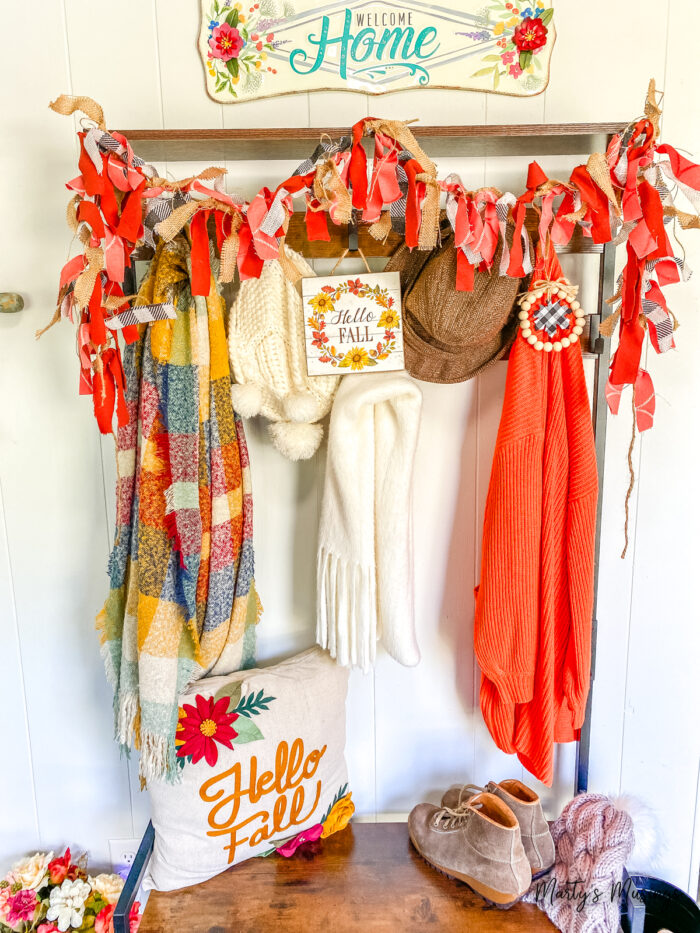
46, 83, 700, 438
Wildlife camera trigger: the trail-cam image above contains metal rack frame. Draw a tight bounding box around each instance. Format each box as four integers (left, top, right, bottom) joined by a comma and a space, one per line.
112, 122, 621, 933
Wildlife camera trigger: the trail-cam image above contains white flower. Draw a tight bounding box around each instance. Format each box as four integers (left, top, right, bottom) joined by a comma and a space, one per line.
46, 879, 91, 932
89, 873, 124, 905
11, 851, 53, 890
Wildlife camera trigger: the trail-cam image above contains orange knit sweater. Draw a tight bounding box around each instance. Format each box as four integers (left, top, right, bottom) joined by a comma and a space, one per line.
474, 258, 598, 786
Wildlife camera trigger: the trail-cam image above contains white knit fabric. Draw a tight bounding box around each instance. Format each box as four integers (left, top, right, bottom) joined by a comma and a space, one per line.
228, 249, 339, 459
317, 373, 423, 672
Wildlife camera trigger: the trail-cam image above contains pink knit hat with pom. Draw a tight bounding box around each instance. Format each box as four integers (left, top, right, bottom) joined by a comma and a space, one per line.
524, 793, 635, 932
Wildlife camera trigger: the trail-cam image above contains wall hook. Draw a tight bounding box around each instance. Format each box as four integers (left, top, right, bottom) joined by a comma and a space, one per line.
0, 293, 24, 313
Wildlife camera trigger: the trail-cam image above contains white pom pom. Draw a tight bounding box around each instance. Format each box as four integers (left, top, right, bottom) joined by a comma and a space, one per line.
230, 382, 263, 418
269, 421, 323, 460
611, 794, 663, 870
282, 389, 322, 423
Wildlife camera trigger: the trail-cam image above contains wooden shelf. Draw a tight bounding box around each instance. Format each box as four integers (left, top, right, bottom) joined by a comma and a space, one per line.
120, 122, 625, 163
139, 822, 557, 932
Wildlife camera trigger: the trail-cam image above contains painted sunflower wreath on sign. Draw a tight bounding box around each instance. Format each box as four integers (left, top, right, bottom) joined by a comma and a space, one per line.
306, 278, 401, 370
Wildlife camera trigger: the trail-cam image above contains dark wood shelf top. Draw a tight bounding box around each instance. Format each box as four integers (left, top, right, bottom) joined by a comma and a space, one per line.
119, 123, 625, 163
139, 822, 557, 932
120, 122, 626, 141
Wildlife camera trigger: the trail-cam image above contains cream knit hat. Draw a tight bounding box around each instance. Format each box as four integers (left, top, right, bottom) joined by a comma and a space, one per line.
228, 248, 340, 460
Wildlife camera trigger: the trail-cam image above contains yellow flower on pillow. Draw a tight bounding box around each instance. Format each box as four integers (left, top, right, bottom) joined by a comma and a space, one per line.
321, 793, 355, 838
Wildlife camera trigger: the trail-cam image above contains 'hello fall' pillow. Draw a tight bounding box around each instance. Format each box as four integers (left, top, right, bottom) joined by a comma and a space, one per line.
145, 647, 352, 891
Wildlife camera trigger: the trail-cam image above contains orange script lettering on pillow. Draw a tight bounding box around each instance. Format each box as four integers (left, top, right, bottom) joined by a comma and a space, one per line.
199, 738, 327, 862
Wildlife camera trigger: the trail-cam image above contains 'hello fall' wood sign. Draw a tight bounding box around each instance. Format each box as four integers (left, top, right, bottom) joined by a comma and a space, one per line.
199, 0, 555, 102
302, 272, 404, 375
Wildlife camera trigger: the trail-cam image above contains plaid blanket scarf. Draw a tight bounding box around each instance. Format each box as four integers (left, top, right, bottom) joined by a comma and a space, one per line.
97, 236, 261, 782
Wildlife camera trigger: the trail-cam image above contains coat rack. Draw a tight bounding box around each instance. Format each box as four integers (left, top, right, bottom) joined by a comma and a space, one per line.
112, 122, 622, 933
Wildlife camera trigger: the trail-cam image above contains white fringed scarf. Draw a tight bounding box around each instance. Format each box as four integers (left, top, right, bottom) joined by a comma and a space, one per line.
316, 372, 423, 672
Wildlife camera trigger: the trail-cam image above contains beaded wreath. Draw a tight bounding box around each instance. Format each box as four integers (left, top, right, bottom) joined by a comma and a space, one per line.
516, 279, 587, 353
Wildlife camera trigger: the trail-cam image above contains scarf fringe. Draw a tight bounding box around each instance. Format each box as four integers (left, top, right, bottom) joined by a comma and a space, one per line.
114, 690, 140, 748
317, 548, 377, 673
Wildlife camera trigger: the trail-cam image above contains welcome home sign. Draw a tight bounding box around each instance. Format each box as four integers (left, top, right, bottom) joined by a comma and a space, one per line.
199, 0, 555, 101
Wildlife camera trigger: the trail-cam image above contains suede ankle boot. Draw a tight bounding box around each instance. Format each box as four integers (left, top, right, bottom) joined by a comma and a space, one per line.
408, 792, 531, 907
441, 779, 555, 878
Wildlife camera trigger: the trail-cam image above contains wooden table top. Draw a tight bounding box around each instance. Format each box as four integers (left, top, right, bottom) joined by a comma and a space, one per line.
140, 822, 557, 932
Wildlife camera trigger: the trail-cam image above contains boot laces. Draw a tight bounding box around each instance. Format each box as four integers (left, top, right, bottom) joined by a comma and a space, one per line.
453, 783, 486, 811
433, 805, 470, 830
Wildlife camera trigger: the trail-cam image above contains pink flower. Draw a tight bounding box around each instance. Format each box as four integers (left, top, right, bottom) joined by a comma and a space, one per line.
95, 904, 114, 933
130, 901, 142, 933
276, 824, 324, 857
38, 924, 61, 933
0, 885, 12, 919
208, 23, 244, 61
501, 50, 515, 64
509, 63, 524, 77
7, 888, 38, 926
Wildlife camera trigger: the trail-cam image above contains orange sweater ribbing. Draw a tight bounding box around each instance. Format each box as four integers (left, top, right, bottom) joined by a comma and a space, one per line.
474, 315, 598, 786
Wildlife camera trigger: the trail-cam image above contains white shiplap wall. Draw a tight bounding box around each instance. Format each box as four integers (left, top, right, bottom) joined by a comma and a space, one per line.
1, 0, 699, 896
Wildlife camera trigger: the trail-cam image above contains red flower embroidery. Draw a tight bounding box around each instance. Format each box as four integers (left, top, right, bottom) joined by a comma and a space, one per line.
176, 695, 238, 766
513, 17, 548, 52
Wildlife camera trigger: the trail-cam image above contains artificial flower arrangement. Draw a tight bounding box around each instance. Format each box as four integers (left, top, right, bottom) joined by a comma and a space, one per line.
0, 850, 140, 933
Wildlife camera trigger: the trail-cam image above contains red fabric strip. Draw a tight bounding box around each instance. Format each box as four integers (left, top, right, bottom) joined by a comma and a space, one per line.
305, 199, 331, 241
78, 133, 103, 197
349, 119, 369, 210
190, 210, 212, 296
456, 250, 475, 292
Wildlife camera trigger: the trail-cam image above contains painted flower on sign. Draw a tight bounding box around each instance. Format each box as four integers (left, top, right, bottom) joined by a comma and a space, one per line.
471, 1, 552, 90
378, 309, 400, 331
209, 23, 244, 60
204, 0, 282, 98
344, 347, 370, 371
513, 16, 548, 51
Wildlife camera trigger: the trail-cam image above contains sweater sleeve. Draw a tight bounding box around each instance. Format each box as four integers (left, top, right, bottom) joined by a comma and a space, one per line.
474, 340, 545, 707
561, 347, 599, 727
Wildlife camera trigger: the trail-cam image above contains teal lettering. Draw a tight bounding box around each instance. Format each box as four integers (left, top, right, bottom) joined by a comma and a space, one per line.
289, 15, 331, 74
414, 27, 438, 59
288, 8, 438, 78
352, 27, 375, 62
376, 27, 412, 59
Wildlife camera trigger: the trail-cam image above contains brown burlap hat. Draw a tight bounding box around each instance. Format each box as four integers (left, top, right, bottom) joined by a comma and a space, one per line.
386, 223, 527, 384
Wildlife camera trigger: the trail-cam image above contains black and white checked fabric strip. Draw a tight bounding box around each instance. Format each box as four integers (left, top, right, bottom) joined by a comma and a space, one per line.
534, 299, 570, 337
105, 302, 176, 330
291, 135, 351, 178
